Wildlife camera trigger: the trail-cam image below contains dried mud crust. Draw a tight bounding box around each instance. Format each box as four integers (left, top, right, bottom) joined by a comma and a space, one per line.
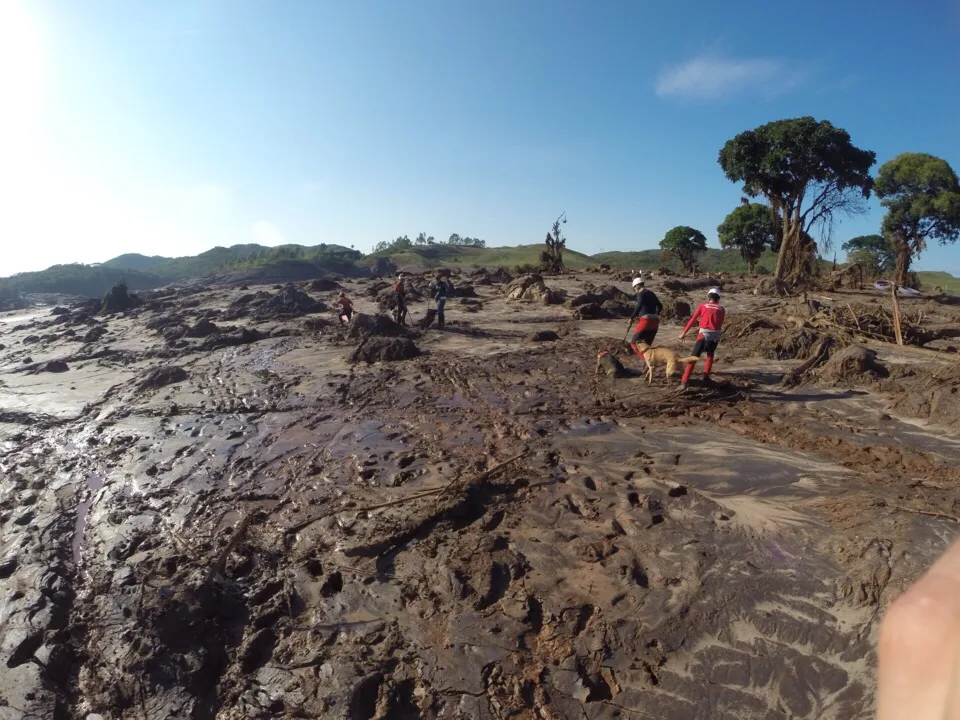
0, 275, 957, 719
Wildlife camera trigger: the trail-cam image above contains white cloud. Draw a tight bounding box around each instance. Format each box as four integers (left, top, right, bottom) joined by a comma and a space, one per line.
655, 55, 808, 101
252, 221, 284, 246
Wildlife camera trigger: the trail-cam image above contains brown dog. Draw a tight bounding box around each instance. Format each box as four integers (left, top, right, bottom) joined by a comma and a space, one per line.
633, 342, 699, 385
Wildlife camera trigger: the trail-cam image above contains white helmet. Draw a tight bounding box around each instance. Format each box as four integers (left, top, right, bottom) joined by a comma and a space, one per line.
632, 277, 645, 289
707, 287, 721, 298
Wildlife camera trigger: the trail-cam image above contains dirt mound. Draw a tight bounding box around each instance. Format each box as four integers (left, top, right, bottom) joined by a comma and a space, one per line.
454, 283, 478, 298
660, 299, 692, 321
662, 277, 722, 294
254, 284, 326, 319
308, 277, 342, 292
349, 337, 421, 363
471, 267, 514, 285
185, 318, 219, 338
50, 306, 70, 316
819, 345, 889, 385
569, 284, 632, 316
139, 366, 189, 390
528, 330, 560, 342
348, 313, 415, 340
146, 314, 183, 332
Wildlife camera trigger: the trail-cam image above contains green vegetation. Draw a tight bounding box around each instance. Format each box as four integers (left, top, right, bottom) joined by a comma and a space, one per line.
875, 153, 960, 286
717, 203, 778, 274
362, 243, 594, 269
659, 226, 707, 272
841, 235, 896, 277
719, 117, 876, 284
916, 271, 960, 293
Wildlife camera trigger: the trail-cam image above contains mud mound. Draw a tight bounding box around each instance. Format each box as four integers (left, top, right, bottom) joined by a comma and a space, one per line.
819, 345, 889, 385
528, 330, 560, 342
349, 337, 421, 363
662, 277, 721, 293
308, 277, 342, 292
348, 313, 415, 340
31, 360, 69, 374
472, 267, 514, 285
139, 366, 189, 390
50, 306, 70, 316
101, 282, 142, 314
185, 318, 219, 338
82, 325, 108, 343
146, 314, 183, 332
197, 327, 265, 350
454, 283, 478, 298
254, 284, 326, 319
573, 303, 613, 320
569, 284, 631, 315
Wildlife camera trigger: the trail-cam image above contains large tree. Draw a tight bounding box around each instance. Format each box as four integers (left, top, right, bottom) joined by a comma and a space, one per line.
414, 232, 435, 246
875, 153, 960, 286
718, 117, 876, 285
841, 234, 895, 277
660, 226, 707, 273
717, 203, 777, 273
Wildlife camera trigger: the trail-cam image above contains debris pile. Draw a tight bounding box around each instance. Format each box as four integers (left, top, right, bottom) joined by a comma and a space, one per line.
254, 284, 326, 319
308, 277, 342, 292
101, 282, 142, 314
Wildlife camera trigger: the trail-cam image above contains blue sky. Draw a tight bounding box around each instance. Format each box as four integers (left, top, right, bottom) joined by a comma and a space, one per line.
2, 0, 959, 274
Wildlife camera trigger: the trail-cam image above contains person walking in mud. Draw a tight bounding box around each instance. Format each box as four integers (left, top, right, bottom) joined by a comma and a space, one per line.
432, 276, 449, 330
336, 292, 354, 325
677, 287, 725, 390
628, 276, 663, 371
394, 273, 408, 326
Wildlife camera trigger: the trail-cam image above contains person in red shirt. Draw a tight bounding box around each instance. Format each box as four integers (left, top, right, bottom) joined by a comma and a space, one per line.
677, 287, 725, 390
336, 292, 354, 324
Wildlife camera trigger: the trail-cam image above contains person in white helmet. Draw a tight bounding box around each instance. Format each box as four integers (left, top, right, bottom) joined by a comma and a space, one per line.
628, 276, 663, 368
677, 287, 725, 390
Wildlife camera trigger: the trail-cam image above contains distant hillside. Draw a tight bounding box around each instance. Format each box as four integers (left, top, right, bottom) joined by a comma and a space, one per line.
2, 240, 958, 299
361, 243, 594, 270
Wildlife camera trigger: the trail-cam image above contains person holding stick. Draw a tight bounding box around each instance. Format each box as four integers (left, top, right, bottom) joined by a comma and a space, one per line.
627, 276, 663, 371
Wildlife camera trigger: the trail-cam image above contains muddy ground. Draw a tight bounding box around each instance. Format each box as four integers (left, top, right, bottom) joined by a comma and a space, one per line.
0, 271, 958, 719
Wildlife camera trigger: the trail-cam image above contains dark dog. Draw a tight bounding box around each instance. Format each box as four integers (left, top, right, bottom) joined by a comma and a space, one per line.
596, 350, 628, 378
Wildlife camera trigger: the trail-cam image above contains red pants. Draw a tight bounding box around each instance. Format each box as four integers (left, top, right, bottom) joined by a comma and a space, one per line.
630, 316, 659, 348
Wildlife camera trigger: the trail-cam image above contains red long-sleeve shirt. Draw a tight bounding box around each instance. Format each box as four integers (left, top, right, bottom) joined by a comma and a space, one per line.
683, 301, 725, 335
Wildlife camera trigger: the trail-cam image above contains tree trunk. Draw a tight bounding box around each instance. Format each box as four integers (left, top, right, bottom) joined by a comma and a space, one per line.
893, 241, 911, 288
748, 259, 756, 274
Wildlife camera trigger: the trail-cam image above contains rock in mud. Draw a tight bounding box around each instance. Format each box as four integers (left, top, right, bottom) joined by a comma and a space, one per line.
349, 337, 420, 363
185, 318, 219, 338
528, 330, 560, 342
198, 327, 265, 350
138, 366, 189, 390
83, 325, 108, 343
50, 306, 70, 316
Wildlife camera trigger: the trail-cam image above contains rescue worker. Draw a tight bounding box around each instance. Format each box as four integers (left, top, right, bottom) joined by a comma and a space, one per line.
678, 287, 725, 390
628, 276, 663, 369
432, 276, 449, 330
336, 292, 354, 324
394, 273, 408, 325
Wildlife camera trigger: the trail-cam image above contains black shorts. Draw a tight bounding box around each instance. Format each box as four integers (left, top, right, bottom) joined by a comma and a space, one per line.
692, 336, 720, 357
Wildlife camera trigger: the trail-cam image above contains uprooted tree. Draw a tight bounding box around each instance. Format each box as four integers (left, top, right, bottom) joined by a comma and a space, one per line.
540, 212, 567, 273
659, 226, 707, 273
841, 234, 896, 278
719, 117, 876, 287
875, 153, 960, 287
717, 203, 777, 274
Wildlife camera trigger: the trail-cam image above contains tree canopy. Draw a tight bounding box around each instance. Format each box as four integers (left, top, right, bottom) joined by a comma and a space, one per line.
660, 226, 707, 272
841, 235, 895, 277
717, 203, 777, 273
718, 117, 875, 285
875, 153, 960, 285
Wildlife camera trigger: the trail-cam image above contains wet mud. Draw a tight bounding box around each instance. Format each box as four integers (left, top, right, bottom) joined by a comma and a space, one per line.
0, 272, 957, 719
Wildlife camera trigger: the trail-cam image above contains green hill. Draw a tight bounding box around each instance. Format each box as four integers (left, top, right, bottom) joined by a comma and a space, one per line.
2, 240, 958, 299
